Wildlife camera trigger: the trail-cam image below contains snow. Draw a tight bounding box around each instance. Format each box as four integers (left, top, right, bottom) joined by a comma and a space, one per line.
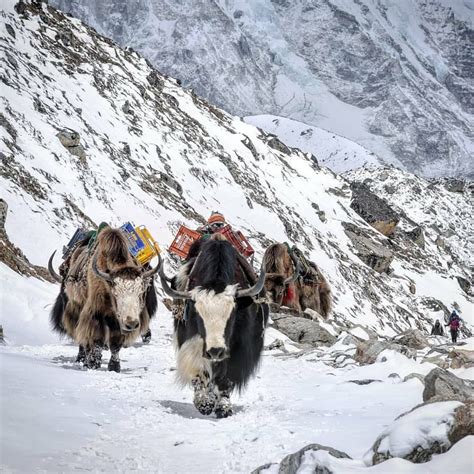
365, 401, 463, 464
0, 276, 428, 472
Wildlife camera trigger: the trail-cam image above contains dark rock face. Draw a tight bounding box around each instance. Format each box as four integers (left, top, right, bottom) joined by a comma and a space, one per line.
350, 182, 400, 236
423, 368, 474, 403
406, 227, 425, 248
271, 313, 336, 346
252, 443, 351, 474
343, 222, 394, 273
0, 198, 8, 230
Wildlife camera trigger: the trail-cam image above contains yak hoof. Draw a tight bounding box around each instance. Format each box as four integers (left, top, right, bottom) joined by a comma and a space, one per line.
192, 379, 217, 416
108, 358, 121, 373
193, 392, 217, 415
141, 329, 152, 344
84, 346, 102, 370
214, 397, 233, 418
75, 346, 86, 363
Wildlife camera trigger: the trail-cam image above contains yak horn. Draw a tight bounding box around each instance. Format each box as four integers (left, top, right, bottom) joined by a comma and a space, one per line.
48, 251, 62, 283
236, 265, 266, 298
284, 258, 302, 285
142, 244, 162, 279
159, 261, 191, 300
92, 253, 114, 283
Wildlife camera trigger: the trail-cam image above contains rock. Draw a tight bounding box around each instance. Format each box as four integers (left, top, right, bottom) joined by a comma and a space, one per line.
409, 281, 416, 294
443, 179, 465, 193
272, 316, 336, 346
350, 182, 400, 236
355, 339, 416, 365
435, 235, 445, 250
456, 276, 471, 296
447, 349, 474, 369
56, 129, 86, 160
393, 329, 429, 350
423, 368, 474, 403
347, 379, 382, 385
146, 71, 164, 91
5, 24, 16, 38
343, 223, 394, 273
0, 198, 8, 230
266, 135, 292, 155
403, 373, 425, 383
266, 339, 285, 351
122, 100, 134, 114
366, 400, 472, 465
0, 325, 4, 344
406, 226, 425, 248
252, 443, 351, 474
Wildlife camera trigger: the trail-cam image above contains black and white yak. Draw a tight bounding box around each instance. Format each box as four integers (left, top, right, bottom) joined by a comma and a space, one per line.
160, 236, 269, 418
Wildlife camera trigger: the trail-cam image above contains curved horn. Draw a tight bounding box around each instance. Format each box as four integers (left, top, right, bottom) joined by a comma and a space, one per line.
48, 251, 62, 283
92, 252, 114, 283
284, 258, 301, 285
142, 244, 162, 279
236, 265, 266, 298
159, 261, 191, 300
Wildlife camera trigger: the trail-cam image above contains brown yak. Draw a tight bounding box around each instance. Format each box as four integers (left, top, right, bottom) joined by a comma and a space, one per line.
263, 243, 332, 318
48, 227, 159, 372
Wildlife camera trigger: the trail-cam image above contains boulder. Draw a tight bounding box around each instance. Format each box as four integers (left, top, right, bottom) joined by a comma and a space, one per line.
393, 329, 429, 350
366, 400, 472, 465
355, 339, 417, 365
423, 368, 474, 403
447, 349, 474, 369
56, 129, 86, 160
252, 443, 351, 474
272, 316, 336, 346
343, 223, 394, 273
350, 182, 400, 236
403, 373, 425, 383
406, 227, 425, 248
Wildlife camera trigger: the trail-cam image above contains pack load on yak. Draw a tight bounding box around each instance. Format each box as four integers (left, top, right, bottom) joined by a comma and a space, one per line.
169, 212, 254, 260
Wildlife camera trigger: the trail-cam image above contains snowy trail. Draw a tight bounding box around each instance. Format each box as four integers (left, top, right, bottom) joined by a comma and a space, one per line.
2, 302, 430, 473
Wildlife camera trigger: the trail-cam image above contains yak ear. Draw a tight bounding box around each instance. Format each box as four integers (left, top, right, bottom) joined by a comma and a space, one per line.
236, 296, 254, 311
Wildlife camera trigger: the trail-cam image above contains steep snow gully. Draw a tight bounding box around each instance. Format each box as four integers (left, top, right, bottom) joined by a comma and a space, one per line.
0, 1, 473, 473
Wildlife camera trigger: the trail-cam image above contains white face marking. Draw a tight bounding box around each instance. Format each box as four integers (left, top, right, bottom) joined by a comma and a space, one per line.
112, 277, 144, 331
190, 284, 238, 351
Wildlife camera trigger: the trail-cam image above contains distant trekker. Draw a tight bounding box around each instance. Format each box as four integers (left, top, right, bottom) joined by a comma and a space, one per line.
430, 319, 444, 337
446, 303, 462, 343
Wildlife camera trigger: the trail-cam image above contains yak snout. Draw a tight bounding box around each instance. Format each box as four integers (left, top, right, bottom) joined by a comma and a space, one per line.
205, 346, 228, 362
123, 317, 140, 332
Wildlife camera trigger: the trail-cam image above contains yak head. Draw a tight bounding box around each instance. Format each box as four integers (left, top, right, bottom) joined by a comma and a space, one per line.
159, 240, 266, 362
92, 251, 160, 334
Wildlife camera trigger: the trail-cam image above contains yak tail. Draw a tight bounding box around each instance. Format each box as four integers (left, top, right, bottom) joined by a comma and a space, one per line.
50, 288, 67, 335
145, 283, 158, 319
319, 281, 332, 320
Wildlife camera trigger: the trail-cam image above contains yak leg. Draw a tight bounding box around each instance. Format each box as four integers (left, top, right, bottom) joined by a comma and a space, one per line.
84, 343, 102, 369
141, 329, 152, 344
213, 364, 234, 418
75, 345, 86, 363
192, 370, 217, 416
108, 331, 124, 373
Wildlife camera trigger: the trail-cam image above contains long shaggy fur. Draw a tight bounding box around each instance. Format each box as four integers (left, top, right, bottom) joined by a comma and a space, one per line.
174, 238, 269, 392
263, 242, 332, 318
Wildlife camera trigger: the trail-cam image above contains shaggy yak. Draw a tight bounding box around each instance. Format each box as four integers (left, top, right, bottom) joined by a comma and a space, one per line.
160, 236, 269, 418
48, 227, 159, 372
263, 242, 332, 318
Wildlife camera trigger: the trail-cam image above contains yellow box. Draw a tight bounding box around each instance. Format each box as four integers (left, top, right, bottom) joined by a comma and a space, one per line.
134, 225, 160, 265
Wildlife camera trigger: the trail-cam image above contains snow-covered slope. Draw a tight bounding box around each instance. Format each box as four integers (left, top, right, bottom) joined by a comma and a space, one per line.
1, 0, 472, 337
246, 115, 387, 173
50, 0, 474, 178
1, 3, 473, 472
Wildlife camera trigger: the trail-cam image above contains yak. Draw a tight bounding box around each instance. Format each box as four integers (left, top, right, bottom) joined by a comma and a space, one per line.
263, 242, 332, 318
48, 226, 159, 372
160, 236, 269, 418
